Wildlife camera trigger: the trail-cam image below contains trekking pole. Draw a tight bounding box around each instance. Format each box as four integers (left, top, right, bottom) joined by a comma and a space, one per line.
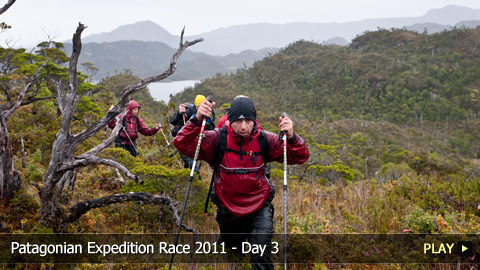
159, 123, 182, 168
280, 112, 288, 269
169, 118, 207, 270
182, 113, 186, 125
122, 126, 139, 156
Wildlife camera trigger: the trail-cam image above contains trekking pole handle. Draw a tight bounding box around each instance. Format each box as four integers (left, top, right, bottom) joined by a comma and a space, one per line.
190, 118, 207, 177
279, 112, 288, 141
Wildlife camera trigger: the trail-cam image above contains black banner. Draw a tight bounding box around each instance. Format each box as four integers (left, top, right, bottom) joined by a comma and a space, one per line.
0, 233, 478, 265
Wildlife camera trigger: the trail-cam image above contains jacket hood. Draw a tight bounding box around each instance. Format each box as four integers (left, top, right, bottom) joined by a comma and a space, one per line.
126, 100, 141, 116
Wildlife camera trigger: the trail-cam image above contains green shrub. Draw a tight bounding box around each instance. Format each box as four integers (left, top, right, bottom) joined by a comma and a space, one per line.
404, 206, 436, 233
121, 165, 189, 195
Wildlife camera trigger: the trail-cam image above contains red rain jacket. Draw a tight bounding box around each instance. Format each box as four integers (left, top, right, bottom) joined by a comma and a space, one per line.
174, 117, 309, 217
108, 100, 158, 145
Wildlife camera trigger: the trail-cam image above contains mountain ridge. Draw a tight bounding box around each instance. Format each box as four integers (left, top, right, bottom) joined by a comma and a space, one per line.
170, 27, 480, 139
80, 5, 480, 56
63, 40, 278, 81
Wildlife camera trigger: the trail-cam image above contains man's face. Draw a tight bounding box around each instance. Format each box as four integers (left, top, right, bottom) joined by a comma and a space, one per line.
132, 107, 140, 116
231, 119, 254, 137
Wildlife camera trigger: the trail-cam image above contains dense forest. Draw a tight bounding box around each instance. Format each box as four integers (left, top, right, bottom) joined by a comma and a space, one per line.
173, 28, 480, 142
1, 26, 480, 268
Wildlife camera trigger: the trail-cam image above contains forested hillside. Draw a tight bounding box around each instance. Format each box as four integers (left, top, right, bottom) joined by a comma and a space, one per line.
172, 27, 480, 158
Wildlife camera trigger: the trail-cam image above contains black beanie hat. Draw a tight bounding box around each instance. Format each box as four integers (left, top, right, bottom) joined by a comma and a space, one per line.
227, 97, 256, 123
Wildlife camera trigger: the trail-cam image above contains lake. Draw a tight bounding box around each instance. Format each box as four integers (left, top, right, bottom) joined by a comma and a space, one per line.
148, 80, 200, 103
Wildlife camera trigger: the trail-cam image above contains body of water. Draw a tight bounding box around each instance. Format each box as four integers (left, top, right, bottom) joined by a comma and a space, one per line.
148, 80, 199, 103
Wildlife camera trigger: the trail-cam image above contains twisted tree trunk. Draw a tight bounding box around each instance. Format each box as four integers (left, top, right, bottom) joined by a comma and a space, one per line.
0, 113, 20, 201
0, 56, 49, 202
38, 23, 203, 231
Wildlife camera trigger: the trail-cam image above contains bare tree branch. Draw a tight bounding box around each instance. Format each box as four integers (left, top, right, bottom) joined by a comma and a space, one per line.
76, 112, 124, 159
65, 29, 204, 155
57, 168, 77, 196
53, 79, 67, 114
20, 96, 56, 106
69, 23, 86, 94
0, 0, 15, 15
44, 23, 88, 189
66, 192, 197, 235
57, 155, 142, 184
79, 86, 103, 98
40, 25, 203, 230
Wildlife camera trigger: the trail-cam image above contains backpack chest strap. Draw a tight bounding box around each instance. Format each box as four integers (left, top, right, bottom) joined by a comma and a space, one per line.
218, 163, 265, 175
225, 148, 262, 164
122, 115, 141, 132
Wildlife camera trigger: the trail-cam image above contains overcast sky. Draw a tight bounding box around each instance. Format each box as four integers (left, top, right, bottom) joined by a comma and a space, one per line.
1, 0, 480, 47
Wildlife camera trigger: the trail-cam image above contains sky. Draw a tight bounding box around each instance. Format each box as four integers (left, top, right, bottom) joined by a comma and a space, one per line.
1, 0, 480, 48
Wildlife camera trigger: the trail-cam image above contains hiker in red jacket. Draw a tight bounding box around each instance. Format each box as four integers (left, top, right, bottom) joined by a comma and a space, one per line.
108, 100, 161, 156
173, 96, 309, 269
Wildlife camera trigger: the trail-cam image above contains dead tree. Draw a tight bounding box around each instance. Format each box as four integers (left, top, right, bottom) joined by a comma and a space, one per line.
0, 50, 52, 201
38, 23, 203, 231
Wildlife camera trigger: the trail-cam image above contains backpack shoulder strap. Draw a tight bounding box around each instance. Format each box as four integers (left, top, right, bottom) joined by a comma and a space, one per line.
122, 115, 141, 132
136, 116, 141, 132
212, 125, 228, 169
121, 114, 127, 128
257, 130, 269, 163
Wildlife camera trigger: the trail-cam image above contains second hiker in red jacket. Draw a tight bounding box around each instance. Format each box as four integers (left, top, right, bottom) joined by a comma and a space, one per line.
108, 100, 161, 156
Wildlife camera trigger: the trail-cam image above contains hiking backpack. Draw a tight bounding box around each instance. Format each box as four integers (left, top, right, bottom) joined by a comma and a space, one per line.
204, 125, 270, 213
114, 115, 141, 143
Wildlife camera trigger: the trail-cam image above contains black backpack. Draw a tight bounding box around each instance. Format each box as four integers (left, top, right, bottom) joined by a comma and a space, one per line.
204, 125, 270, 213
170, 104, 196, 137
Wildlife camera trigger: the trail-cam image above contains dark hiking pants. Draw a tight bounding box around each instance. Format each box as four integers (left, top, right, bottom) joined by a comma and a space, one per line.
216, 201, 274, 270
115, 142, 138, 157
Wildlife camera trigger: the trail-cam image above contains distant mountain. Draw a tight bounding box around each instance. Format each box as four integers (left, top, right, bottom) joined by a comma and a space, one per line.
82, 21, 179, 46
405, 20, 480, 34
405, 23, 451, 34
63, 40, 278, 81
80, 5, 480, 56
422, 5, 480, 25
322, 37, 349, 46
455, 20, 480, 28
